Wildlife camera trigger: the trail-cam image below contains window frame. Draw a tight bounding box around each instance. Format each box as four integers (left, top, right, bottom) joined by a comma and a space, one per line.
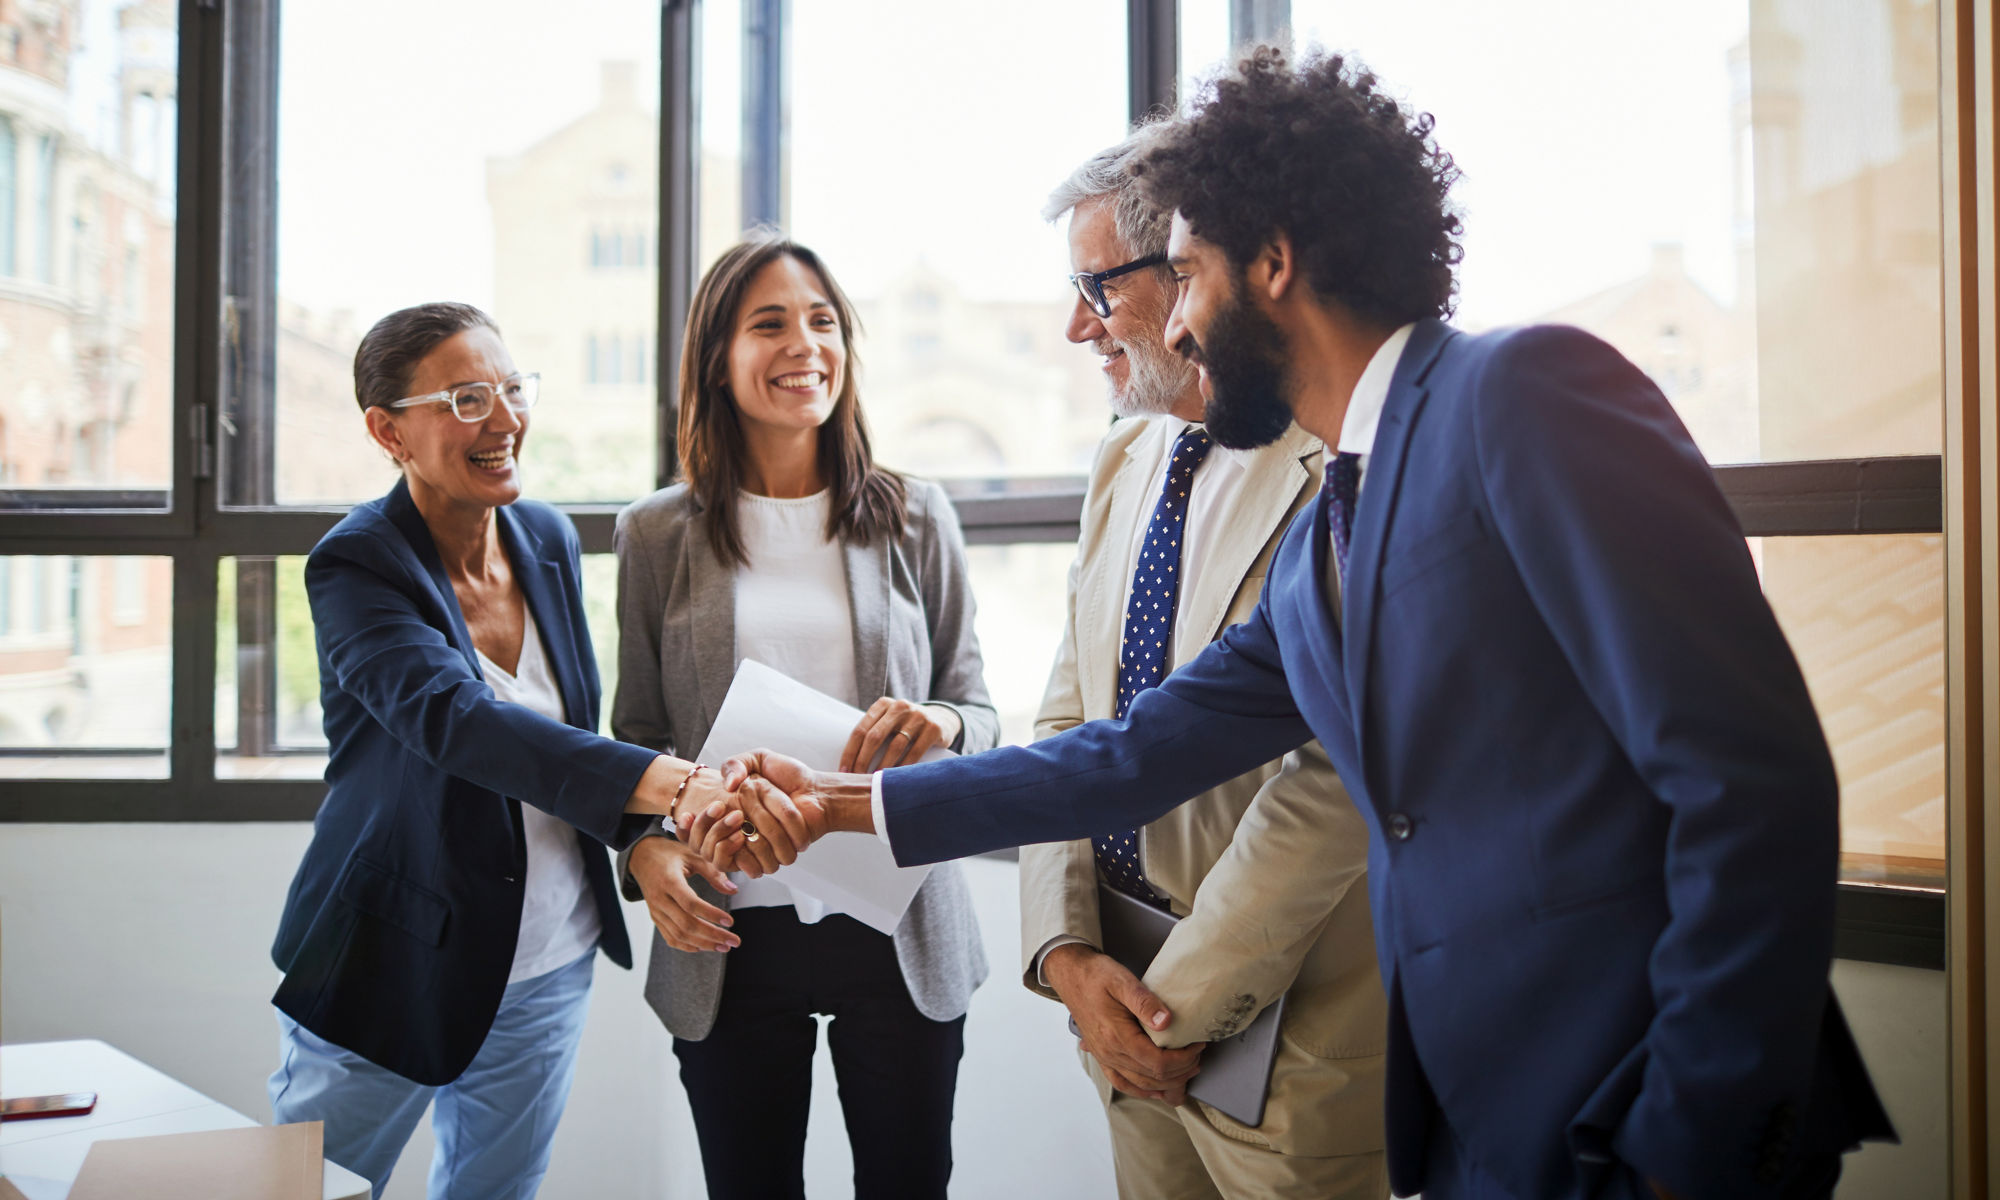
0, 0, 1947, 970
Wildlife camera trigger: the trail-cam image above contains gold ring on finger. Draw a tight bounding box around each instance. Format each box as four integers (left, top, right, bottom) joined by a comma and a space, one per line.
741, 822, 761, 843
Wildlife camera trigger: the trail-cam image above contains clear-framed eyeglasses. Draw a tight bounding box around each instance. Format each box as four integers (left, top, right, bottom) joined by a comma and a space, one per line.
386, 373, 540, 422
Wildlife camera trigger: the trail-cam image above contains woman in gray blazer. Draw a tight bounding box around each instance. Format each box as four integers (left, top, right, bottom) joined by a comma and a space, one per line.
611, 233, 996, 1200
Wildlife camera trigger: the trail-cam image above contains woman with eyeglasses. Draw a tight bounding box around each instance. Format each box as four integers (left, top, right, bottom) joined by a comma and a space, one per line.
610, 234, 996, 1199
266, 301, 746, 1198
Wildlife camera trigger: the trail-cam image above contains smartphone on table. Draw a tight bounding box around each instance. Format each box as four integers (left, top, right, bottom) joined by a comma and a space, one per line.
1, 1092, 97, 1121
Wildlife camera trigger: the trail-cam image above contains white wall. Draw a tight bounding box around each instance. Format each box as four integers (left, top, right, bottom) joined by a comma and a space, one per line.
0, 824, 1113, 1199
0, 823, 1946, 1199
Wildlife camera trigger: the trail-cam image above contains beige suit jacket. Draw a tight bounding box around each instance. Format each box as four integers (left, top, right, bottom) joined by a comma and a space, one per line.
1021, 415, 1387, 1158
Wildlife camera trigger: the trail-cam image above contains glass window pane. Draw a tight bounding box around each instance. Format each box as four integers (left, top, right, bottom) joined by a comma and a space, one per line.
1754, 535, 1945, 889
215, 555, 323, 764
270, 3, 660, 507
963, 542, 1076, 747
0, 555, 170, 778
0, 2, 176, 502
784, 1, 1128, 480
1177, 1, 1942, 465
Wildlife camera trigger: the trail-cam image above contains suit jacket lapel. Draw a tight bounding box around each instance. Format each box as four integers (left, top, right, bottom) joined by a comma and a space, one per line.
684, 502, 737, 733
845, 535, 891, 707
1343, 319, 1452, 746
383, 479, 481, 678
1183, 424, 1318, 650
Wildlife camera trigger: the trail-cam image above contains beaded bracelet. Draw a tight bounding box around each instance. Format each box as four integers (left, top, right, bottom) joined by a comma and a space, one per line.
669, 763, 709, 827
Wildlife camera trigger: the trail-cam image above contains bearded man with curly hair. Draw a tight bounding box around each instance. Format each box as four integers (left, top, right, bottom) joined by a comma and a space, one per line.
702, 46, 1897, 1200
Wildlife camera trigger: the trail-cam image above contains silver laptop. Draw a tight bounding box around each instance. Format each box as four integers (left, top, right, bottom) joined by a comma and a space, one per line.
1066, 884, 1289, 1127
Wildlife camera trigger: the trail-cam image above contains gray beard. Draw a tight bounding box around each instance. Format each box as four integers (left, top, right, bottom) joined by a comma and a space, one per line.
1106, 341, 1199, 419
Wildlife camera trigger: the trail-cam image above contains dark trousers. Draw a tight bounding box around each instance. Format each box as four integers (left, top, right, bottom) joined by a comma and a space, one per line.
672, 907, 966, 1200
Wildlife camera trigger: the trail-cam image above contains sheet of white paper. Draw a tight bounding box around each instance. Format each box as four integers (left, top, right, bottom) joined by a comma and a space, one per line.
694, 659, 941, 935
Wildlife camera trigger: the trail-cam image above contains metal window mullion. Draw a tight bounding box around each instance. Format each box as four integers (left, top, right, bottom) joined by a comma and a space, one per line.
658, 0, 701, 490
220, 0, 282, 759
1128, 0, 1177, 124
166, 546, 218, 809
741, 0, 788, 231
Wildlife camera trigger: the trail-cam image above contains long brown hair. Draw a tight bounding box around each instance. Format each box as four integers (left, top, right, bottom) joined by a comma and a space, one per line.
677, 233, 906, 567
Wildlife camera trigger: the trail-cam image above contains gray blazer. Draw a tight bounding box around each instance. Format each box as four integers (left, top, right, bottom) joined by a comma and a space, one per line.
611, 477, 996, 1040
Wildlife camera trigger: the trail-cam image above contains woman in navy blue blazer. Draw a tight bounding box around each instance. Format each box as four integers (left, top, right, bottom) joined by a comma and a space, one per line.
266, 302, 753, 1199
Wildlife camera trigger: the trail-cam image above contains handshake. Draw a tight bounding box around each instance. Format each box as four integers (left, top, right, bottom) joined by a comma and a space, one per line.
671, 749, 860, 878
629, 695, 956, 955
630, 749, 869, 955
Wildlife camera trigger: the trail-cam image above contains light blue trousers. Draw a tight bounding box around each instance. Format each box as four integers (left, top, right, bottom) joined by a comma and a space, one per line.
268, 948, 595, 1200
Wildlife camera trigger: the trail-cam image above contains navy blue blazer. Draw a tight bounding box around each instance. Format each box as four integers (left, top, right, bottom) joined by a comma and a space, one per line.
881, 321, 1892, 1199
272, 479, 658, 1086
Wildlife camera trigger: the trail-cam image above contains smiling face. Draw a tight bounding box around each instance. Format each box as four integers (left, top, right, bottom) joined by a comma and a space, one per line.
1163, 212, 1296, 450
364, 325, 527, 513
725, 254, 847, 441
1064, 196, 1196, 419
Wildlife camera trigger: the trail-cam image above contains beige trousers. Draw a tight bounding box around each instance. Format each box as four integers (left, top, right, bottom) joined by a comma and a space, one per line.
1084, 1052, 1390, 1200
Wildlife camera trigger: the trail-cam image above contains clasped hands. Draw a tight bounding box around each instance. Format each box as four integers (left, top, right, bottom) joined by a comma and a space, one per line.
628, 698, 955, 954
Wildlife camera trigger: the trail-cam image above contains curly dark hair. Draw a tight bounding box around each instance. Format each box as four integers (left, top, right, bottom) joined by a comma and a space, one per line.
1135, 46, 1463, 325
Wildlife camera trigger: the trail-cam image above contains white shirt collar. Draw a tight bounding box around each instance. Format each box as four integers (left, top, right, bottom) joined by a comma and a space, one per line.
1333, 322, 1418, 459
1159, 415, 1251, 470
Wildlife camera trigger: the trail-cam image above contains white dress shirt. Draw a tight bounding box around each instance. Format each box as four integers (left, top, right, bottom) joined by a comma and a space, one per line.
1334, 323, 1417, 506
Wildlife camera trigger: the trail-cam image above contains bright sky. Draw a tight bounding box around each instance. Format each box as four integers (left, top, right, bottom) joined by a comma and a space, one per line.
272, 0, 1748, 330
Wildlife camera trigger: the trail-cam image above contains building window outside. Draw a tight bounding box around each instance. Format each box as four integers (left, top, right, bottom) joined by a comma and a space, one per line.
0, 3, 176, 497
111, 555, 146, 626
0, 116, 16, 277
32, 132, 54, 285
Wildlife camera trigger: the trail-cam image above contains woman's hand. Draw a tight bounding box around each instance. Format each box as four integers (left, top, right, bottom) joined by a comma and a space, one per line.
628, 836, 740, 953
839, 699, 961, 771
679, 770, 826, 878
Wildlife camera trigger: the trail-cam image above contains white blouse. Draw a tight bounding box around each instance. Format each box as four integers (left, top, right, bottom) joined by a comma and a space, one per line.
728, 489, 858, 922
476, 603, 603, 982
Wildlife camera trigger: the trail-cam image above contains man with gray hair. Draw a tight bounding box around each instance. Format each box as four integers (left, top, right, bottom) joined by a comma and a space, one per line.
1018, 131, 1390, 1198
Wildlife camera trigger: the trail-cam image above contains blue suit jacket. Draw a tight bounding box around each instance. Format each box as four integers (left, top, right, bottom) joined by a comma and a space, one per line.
882, 321, 1892, 1198
272, 479, 657, 1086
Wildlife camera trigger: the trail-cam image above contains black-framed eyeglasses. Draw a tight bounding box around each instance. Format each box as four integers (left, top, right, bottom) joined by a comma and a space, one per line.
1068, 253, 1167, 318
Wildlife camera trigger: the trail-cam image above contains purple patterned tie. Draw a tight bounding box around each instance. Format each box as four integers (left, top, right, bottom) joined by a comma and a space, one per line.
1324, 451, 1362, 582
1095, 426, 1213, 906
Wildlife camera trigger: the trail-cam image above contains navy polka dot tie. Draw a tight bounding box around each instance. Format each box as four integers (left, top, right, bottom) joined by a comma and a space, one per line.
1095, 426, 1213, 906
1324, 451, 1362, 582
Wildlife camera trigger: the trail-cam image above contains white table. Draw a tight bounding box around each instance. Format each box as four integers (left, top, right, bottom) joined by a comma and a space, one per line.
0, 1039, 369, 1200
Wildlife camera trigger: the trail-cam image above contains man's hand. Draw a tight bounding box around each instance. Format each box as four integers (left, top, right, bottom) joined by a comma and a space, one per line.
1043, 943, 1205, 1105
628, 835, 740, 953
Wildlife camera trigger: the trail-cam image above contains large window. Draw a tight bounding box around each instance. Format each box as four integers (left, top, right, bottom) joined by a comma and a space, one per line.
0, 0, 1954, 955
266, 0, 661, 507
0, 0, 176, 503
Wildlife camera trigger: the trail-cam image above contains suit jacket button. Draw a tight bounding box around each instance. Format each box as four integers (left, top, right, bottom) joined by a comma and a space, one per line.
1388, 813, 1414, 841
